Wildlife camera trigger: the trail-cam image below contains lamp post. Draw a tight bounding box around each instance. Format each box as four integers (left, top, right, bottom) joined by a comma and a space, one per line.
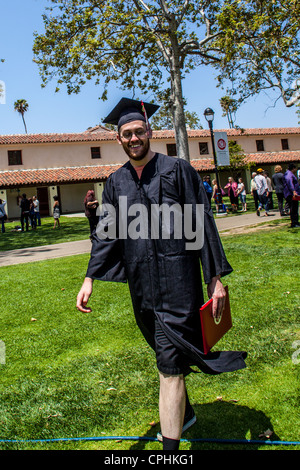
203, 107, 225, 214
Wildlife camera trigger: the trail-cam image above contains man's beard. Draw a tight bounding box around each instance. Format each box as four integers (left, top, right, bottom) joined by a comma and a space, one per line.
123, 139, 150, 161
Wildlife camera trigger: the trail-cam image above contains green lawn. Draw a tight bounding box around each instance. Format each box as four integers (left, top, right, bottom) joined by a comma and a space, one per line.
0, 216, 90, 251
0, 193, 275, 252
0, 221, 299, 451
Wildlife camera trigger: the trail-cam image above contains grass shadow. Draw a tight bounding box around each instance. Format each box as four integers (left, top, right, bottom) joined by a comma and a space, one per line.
0, 216, 90, 251
129, 401, 281, 451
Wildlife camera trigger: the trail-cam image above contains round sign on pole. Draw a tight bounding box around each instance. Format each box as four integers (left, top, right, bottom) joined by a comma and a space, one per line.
214, 132, 230, 166
217, 138, 226, 150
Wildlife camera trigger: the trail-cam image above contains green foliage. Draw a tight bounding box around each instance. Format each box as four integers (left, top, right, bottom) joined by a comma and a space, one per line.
33, 0, 300, 147
218, 140, 249, 173
215, 0, 300, 107
32, 1, 227, 159
228, 140, 248, 168
151, 105, 202, 130
296, 102, 300, 124
33, 1, 222, 98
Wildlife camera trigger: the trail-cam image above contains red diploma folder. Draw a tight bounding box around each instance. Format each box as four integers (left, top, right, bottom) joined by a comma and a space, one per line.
199, 285, 232, 354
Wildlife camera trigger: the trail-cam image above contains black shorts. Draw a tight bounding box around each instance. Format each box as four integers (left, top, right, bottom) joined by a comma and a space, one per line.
135, 309, 190, 376
154, 316, 189, 376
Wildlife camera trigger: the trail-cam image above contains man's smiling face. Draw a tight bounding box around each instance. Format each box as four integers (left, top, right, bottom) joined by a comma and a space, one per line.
117, 121, 151, 162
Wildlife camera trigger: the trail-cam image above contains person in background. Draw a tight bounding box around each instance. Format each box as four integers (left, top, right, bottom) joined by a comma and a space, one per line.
202, 175, 213, 207
237, 177, 247, 211
53, 195, 61, 229
0, 199, 7, 233
283, 163, 300, 228
224, 177, 238, 212
33, 195, 41, 226
84, 190, 99, 236
250, 172, 259, 210
20, 193, 30, 232
211, 179, 220, 213
272, 166, 288, 217
264, 170, 274, 210
254, 169, 270, 217
28, 198, 37, 230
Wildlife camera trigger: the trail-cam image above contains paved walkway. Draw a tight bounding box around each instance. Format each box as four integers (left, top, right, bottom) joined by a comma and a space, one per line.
0, 210, 285, 267
214, 209, 283, 232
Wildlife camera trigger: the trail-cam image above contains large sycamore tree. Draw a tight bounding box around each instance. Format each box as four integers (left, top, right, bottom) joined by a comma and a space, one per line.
33, 1, 300, 161
215, 0, 300, 108
33, 0, 225, 161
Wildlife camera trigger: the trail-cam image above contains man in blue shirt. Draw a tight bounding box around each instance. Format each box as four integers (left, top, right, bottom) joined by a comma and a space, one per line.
202, 175, 213, 207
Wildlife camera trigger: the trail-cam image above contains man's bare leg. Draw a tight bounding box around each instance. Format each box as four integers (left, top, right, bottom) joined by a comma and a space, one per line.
159, 372, 186, 448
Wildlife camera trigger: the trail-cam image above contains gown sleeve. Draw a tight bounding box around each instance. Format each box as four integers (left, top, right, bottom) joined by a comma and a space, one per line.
85, 175, 127, 283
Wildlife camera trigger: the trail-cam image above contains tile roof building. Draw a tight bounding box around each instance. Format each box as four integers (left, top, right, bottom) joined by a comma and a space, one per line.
0, 126, 299, 218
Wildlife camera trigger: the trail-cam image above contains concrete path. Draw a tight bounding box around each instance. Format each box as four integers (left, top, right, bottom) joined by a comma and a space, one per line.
0, 210, 285, 267
214, 209, 283, 232
0, 238, 92, 267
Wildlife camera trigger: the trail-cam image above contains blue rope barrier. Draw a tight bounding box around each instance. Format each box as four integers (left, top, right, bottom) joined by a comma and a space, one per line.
0, 435, 299, 446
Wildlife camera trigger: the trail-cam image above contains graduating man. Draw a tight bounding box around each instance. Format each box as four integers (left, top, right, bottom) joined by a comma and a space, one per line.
76, 98, 247, 450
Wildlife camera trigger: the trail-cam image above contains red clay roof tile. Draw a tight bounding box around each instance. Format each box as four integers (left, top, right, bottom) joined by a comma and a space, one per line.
1, 127, 300, 145
0, 165, 122, 187
1, 149, 299, 188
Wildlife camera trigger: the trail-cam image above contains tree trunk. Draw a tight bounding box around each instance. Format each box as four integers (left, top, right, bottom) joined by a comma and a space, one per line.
170, 67, 190, 162
168, 21, 190, 162
22, 114, 28, 134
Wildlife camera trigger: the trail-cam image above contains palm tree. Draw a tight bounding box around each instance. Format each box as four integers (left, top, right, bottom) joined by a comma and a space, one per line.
14, 99, 29, 133
220, 96, 238, 129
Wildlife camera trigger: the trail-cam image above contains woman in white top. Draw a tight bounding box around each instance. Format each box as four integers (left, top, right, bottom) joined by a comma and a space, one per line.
237, 177, 247, 211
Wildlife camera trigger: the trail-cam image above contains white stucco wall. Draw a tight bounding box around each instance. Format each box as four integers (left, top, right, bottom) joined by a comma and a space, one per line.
1, 132, 300, 172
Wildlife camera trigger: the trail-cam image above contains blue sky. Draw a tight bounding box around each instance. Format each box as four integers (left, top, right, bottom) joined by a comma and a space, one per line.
0, 0, 299, 135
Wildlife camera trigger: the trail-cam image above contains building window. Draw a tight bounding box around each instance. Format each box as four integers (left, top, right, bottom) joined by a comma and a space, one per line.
91, 147, 101, 159
199, 142, 209, 155
256, 140, 264, 151
8, 150, 22, 165
166, 143, 177, 156
281, 138, 289, 150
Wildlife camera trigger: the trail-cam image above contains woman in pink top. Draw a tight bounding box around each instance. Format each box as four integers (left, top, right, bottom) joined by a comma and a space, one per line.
225, 177, 238, 212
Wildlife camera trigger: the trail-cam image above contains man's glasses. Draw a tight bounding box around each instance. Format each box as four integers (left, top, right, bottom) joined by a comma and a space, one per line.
120, 129, 148, 141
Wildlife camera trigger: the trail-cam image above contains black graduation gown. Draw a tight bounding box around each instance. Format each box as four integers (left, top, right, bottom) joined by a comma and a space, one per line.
86, 153, 247, 375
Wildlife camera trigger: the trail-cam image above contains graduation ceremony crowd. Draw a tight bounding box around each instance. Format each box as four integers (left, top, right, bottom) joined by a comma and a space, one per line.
202, 163, 300, 228
1, 163, 299, 235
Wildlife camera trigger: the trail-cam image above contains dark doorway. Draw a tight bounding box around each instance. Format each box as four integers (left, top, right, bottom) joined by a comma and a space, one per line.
37, 187, 49, 216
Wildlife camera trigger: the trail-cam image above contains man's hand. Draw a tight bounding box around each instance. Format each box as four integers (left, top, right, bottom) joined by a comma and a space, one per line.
207, 276, 226, 321
76, 277, 93, 313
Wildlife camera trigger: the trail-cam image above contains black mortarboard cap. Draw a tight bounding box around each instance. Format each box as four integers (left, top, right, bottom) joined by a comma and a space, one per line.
103, 97, 159, 130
